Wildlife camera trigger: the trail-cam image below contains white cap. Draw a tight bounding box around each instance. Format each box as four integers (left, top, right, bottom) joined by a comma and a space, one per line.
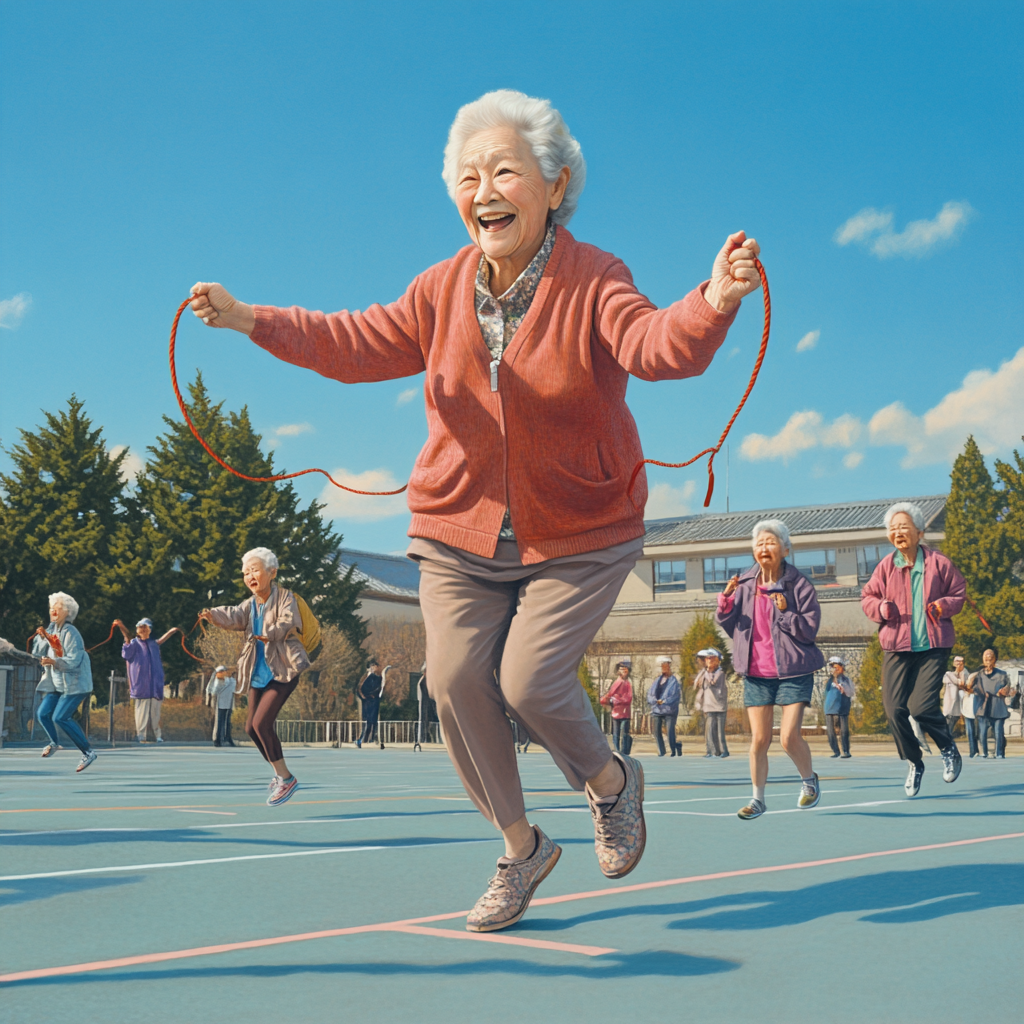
698, 648, 722, 659
215, 665, 227, 673
827, 655, 845, 666
658, 656, 673, 665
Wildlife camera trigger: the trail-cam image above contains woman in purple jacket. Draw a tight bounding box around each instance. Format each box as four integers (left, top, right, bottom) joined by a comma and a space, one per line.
860, 502, 965, 797
115, 618, 177, 743
716, 519, 824, 820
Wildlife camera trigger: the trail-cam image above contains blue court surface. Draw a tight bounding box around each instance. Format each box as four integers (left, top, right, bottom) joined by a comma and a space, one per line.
1, 744, 1020, 1024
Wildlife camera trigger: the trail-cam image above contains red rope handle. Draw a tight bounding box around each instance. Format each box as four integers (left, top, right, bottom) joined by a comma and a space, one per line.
169, 296, 408, 495
627, 257, 771, 509
27, 627, 64, 658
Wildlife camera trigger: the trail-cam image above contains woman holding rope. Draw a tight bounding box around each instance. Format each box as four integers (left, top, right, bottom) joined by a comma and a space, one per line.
189, 90, 759, 931
115, 617, 178, 744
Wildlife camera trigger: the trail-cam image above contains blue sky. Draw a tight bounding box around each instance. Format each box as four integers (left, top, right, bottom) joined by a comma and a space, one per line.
2, 0, 1021, 554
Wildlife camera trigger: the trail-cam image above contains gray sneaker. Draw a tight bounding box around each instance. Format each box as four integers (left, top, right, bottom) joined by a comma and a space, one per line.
466, 826, 561, 933
737, 798, 766, 820
586, 751, 646, 879
940, 744, 962, 783
798, 773, 821, 809
76, 750, 97, 773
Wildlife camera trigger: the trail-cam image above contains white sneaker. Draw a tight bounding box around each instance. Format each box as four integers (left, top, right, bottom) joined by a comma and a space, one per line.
76, 750, 97, 773
905, 761, 924, 797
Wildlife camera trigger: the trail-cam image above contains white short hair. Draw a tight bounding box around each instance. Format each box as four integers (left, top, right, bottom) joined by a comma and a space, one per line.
242, 547, 279, 572
442, 90, 586, 226
48, 592, 80, 623
884, 502, 926, 531
751, 519, 791, 553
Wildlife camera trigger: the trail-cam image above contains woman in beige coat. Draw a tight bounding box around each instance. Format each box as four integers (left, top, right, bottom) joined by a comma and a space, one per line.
200, 547, 309, 806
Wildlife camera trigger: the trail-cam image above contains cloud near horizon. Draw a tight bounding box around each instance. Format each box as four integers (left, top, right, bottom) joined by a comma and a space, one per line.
795, 330, 819, 353
396, 388, 419, 406
109, 444, 145, 482
0, 293, 32, 329
317, 467, 409, 522
740, 347, 1023, 469
835, 201, 974, 259
644, 480, 697, 519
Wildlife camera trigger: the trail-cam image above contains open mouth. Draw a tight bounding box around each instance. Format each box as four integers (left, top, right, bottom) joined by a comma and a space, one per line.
478, 212, 516, 232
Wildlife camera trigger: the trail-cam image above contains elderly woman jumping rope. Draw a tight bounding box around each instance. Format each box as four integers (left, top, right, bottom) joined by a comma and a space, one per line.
188, 90, 759, 932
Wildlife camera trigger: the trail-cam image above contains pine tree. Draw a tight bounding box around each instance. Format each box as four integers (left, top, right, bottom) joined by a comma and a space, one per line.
679, 612, 733, 711
0, 397, 132, 697
944, 436, 1001, 593
851, 636, 888, 733
119, 373, 365, 682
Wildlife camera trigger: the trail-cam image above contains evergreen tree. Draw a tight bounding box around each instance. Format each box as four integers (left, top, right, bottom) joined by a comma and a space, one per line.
852, 635, 888, 734
944, 436, 1001, 593
679, 612, 733, 711
119, 373, 365, 681
0, 397, 132, 698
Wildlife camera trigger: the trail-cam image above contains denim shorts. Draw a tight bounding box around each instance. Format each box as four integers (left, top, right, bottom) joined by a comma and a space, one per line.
743, 673, 815, 707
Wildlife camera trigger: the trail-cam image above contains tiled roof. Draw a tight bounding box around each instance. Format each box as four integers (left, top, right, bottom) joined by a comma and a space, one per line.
338, 548, 419, 599
644, 495, 948, 546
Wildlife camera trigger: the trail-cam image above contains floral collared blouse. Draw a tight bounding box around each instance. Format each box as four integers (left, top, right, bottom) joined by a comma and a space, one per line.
474, 221, 557, 539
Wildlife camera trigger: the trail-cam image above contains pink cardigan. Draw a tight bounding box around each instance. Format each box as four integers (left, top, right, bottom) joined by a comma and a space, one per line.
600, 677, 634, 719
860, 546, 965, 652
250, 227, 736, 563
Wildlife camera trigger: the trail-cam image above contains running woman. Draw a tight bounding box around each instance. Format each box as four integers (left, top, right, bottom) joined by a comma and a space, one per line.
33, 592, 98, 772
716, 520, 825, 819
199, 547, 310, 806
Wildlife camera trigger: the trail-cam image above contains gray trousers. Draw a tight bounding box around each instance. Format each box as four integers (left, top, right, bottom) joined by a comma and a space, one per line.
410, 535, 642, 829
704, 711, 728, 755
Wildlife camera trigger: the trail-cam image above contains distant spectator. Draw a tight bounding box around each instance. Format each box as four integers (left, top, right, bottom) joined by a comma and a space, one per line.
115, 618, 177, 744
600, 662, 633, 755
647, 658, 682, 757
973, 649, 1011, 759
942, 656, 967, 737
959, 665, 981, 757
824, 655, 854, 759
860, 501, 965, 798
694, 649, 729, 758
205, 665, 237, 747
357, 660, 384, 748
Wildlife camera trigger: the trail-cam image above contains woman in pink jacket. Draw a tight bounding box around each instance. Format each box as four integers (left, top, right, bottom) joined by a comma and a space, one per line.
600, 662, 634, 755
188, 89, 757, 932
861, 502, 966, 797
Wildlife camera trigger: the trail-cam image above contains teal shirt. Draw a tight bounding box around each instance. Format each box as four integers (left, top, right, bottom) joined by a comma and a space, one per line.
894, 547, 929, 651
250, 599, 275, 689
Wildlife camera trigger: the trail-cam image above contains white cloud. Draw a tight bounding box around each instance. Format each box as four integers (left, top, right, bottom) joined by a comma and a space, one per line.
396, 388, 419, 407
110, 444, 145, 482
868, 347, 1024, 467
834, 201, 974, 259
274, 423, 313, 437
0, 292, 32, 329
644, 480, 697, 519
317, 467, 409, 521
740, 411, 862, 463
843, 451, 864, 469
795, 330, 819, 353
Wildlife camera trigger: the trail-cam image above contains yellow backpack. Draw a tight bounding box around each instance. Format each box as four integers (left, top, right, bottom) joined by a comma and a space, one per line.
285, 590, 322, 662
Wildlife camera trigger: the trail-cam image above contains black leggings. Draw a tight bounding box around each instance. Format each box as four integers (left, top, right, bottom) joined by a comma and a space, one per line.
245, 680, 297, 763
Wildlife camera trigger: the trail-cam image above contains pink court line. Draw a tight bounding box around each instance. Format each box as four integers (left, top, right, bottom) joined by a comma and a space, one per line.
2, 831, 1020, 985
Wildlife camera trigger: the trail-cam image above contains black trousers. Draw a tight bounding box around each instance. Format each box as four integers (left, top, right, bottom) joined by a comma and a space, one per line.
359, 698, 381, 743
826, 714, 850, 756
881, 648, 954, 763
215, 707, 233, 745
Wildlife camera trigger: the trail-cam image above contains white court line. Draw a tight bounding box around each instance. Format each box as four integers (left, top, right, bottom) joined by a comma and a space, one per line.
534, 798, 908, 818
1, 811, 478, 838
0, 837, 500, 881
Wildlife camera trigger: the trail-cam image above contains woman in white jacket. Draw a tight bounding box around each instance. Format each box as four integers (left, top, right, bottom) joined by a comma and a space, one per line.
206, 666, 237, 747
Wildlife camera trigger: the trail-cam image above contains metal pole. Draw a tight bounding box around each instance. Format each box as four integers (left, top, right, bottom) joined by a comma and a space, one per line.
108, 671, 116, 746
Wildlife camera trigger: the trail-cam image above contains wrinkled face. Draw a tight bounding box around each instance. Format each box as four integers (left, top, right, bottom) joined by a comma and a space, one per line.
887, 512, 923, 553
707, 656, 720, 672
242, 558, 276, 597
982, 650, 996, 671
454, 126, 567, 268
754, 531, 787, 572
954, 657, 965, 672
49, 603, 67, 626
136, 624, 152, 640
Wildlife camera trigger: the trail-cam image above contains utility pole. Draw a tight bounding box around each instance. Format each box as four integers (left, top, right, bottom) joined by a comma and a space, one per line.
726, 444, 730, 513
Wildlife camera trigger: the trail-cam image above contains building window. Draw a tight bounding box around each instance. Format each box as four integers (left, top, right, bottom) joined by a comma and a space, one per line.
654, 560, 686, 593
858, 544, 893, 581
703, 555, 755, 592
792, 549, 836, 583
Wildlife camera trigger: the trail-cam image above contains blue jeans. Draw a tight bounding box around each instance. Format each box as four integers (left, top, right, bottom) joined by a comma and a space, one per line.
37, 692, 92, 754
652, 713, 678, 755
978, 716, 1005, 757
611, 718, 631, 754
963, 715, 979, 756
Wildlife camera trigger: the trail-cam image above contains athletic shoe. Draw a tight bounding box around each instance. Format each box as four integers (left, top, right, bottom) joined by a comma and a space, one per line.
840, 752, 852, 759
905, 761, 925, 797
268, 775, 280, 793
355, 739, 362, 748
940, 744, 962, 783
76, 750, 97, 773
737, 798, 766, 820
719, 752, 730, 759
267, 775, 298, 806
156, 737, 164, 743
798, 773, 821, 809
830, 752, 841, 758
41, 744, 57, 758
465, 826, 561, 933
702, 753, 714, 758
586, 751, 646, 879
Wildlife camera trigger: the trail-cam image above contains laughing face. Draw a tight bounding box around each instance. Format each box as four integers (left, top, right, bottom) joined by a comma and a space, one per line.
454, 125, 569, 278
